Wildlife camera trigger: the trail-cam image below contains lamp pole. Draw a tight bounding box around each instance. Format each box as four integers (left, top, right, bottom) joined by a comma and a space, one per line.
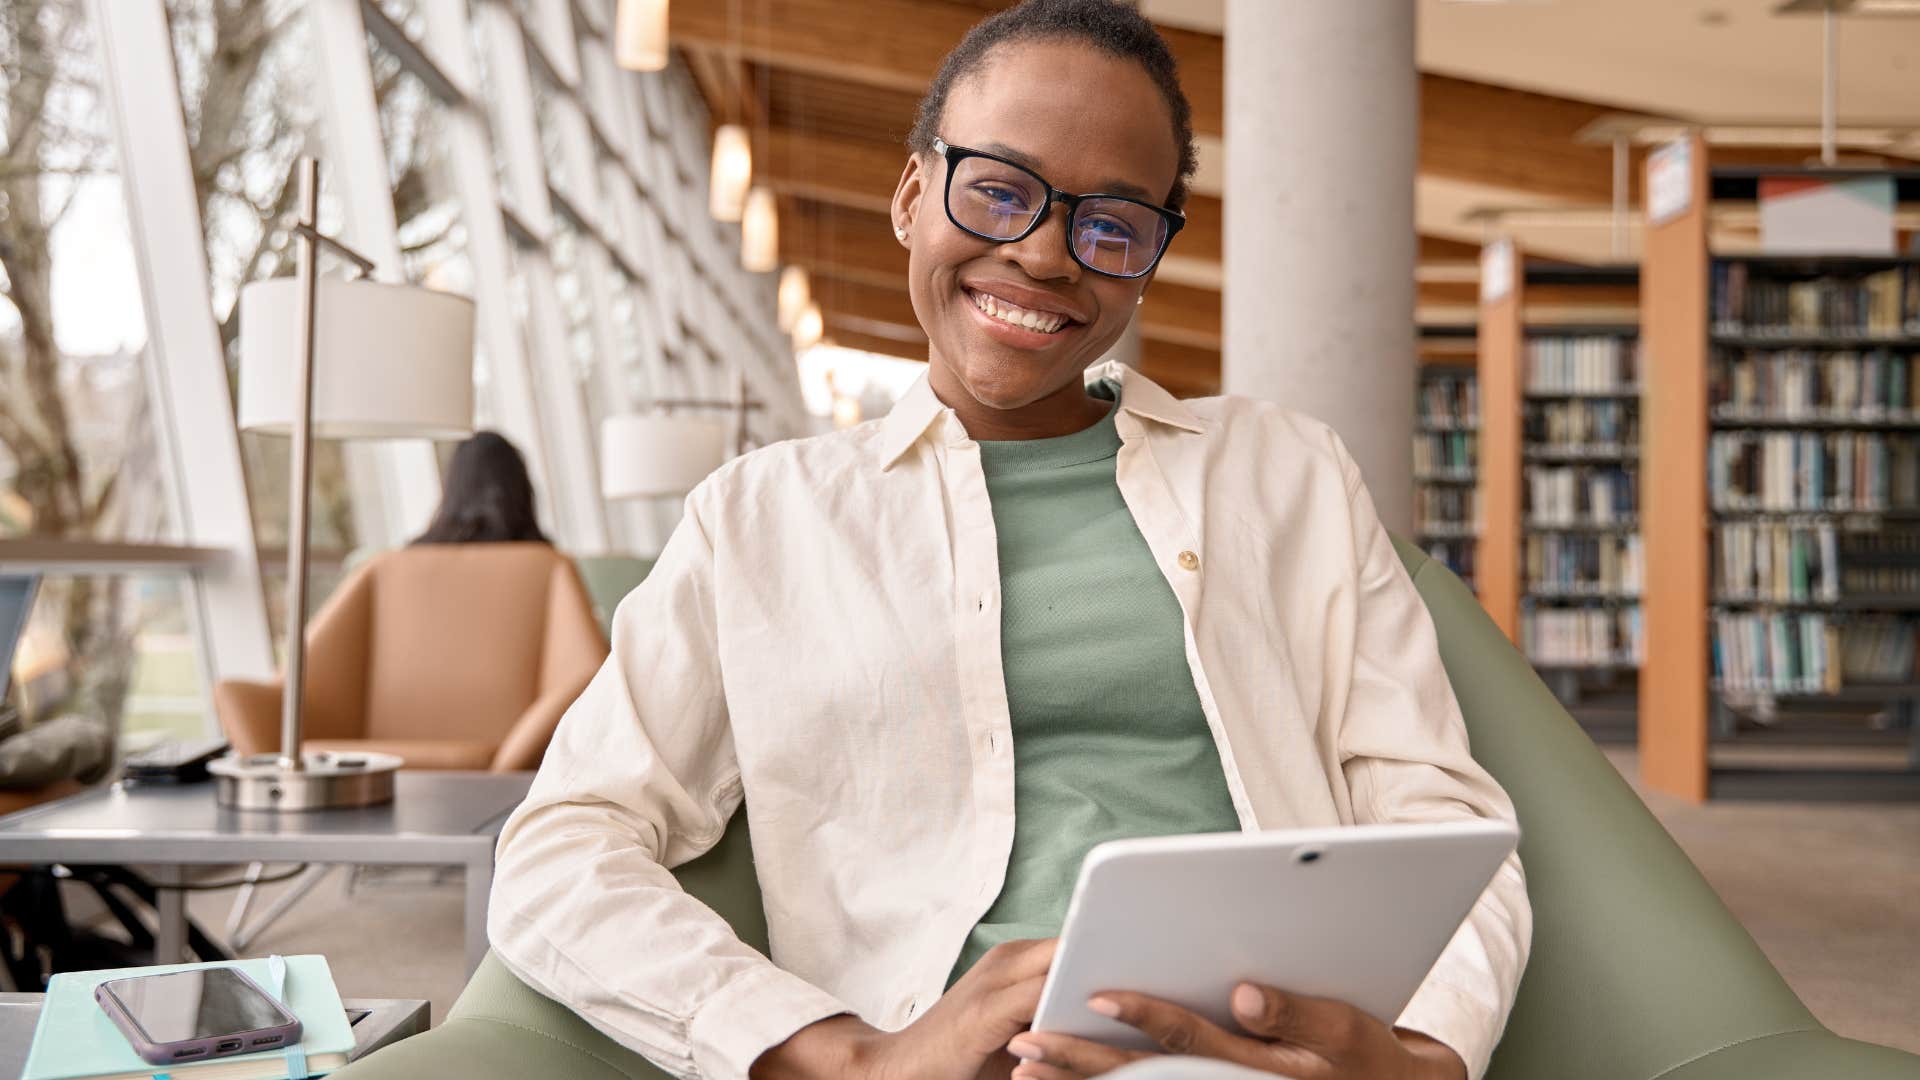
279, 158, 321, 773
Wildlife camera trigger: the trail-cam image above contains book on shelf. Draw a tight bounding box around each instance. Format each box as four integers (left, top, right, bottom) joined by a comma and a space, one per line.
1715, 520, 1841, 604
1526, 466, 1637, 526
1712, 611, 1918, 695
1526, 335, 1640, 394
1711, 263, 1920, 338
1526, 533, 1643, 596
1415, 487, 1479, 536
1421, 538, 1476, 586
1522, 604, 1643, 667
1526, 399, 1639, 448
1708, 430, 1920, 511
1711, 348, 1920, 420
1419, 374, 1478, 429
1414, 431, 1477, 475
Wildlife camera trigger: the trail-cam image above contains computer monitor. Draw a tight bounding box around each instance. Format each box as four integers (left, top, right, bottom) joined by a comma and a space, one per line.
0, 574, 39, 702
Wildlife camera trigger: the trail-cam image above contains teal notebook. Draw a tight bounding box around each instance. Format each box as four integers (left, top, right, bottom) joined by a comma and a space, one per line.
23, 955, 355, 1080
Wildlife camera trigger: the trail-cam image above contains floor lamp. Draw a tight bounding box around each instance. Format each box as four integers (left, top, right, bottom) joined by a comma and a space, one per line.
209, 158, 475, 812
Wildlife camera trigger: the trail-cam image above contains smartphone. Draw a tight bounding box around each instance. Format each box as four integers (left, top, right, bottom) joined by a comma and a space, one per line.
94, 967, 302, 1066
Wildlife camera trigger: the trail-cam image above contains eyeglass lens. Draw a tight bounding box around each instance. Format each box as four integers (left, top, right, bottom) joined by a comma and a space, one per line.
948, 154, 1169, 278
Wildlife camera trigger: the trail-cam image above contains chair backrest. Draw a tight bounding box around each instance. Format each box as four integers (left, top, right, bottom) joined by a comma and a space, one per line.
357, 543, 589, 743
1388, 539, 1821, 1080
572, 555, 657, 639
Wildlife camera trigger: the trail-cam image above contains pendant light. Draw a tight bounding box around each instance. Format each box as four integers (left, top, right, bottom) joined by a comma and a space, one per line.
777, 266, 812, 331
741, 187, 779, 272
614, 0, 668, 72
791, 301, 824, 350
709, 124, 752, 222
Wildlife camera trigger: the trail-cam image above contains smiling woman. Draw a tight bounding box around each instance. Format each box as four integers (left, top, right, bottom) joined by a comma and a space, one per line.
476, 4, 1530, 1080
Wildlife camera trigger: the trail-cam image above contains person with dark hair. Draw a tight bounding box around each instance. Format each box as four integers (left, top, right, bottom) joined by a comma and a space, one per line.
487, 3, 1528, 1080
413, 431, 549, 546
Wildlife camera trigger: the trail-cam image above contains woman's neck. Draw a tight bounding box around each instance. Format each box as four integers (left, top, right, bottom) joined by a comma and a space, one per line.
928, 363, 1110, 442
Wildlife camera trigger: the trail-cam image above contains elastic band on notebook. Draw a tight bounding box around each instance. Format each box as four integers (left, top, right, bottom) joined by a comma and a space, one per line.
282, 1045, 309, 1080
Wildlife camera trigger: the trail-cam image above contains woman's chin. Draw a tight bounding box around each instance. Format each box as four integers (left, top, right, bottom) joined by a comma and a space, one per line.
955, 359, 1077, 412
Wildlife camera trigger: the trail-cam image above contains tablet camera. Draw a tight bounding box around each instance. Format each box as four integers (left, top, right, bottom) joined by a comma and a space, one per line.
1293, 847, 1325, 865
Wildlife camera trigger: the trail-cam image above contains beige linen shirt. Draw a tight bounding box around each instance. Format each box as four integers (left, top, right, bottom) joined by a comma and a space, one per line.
489, 361, 1531, 1080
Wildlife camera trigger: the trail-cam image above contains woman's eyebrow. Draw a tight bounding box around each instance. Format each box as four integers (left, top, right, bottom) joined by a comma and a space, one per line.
979, 140, 1158, 203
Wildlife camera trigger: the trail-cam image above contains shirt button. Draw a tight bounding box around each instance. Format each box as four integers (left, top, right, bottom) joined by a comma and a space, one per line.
1177, 550, 1200, 571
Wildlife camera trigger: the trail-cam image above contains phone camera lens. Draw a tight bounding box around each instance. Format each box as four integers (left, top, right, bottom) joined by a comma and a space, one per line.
1294, 847, 1323, 864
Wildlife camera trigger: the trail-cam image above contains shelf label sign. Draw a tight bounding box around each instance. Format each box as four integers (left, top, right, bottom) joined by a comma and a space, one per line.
1757, 175, 1895, 255
1480, 238, 1515, 304
1648, 137, 1694, 226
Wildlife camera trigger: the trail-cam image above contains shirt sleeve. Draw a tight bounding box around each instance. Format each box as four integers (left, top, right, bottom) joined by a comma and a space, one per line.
1329, 444, 1534, 1080
487, 487, 853, 1080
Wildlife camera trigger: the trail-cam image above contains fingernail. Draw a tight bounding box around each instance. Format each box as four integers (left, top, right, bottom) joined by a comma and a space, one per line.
1087, 996, 1121, 1018
1007, 1036, 1043, 1061
1233, 983, 1265, 1016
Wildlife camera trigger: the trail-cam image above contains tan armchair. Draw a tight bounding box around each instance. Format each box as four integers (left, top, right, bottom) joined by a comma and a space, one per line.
215, 543, 608, 772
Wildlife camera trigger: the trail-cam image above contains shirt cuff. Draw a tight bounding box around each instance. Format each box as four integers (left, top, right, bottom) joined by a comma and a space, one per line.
689, 962, 855, 1080
1394, 977, 1501, 1080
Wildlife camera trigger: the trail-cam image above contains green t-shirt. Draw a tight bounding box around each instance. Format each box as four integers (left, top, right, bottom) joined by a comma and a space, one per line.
948, 385, 1241, 983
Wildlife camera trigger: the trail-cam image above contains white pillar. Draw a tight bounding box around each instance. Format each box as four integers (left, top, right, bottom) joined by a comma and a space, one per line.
1223, 0, 1416, 534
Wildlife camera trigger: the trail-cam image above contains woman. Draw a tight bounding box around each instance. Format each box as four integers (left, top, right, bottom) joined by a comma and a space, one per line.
488, 3, 1529, 1080
413, 431, 548, 545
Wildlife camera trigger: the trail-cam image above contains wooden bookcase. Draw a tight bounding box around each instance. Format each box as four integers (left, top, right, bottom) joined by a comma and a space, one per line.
1414, 326, 1480, 591
1477, 250, 1643, 698
1640, 136, 1920, 802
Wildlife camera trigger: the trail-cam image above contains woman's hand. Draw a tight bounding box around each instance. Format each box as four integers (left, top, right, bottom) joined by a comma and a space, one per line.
1003, 982, 1467, 1080
752, 939, 1057, 1080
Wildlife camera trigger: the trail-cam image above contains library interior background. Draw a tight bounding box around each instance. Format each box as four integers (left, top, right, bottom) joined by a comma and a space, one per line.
1, 0, 1917, 1064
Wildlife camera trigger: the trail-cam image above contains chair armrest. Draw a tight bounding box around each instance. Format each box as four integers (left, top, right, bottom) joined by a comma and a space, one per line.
214, 679, 284, 757
488, 672, 594, 772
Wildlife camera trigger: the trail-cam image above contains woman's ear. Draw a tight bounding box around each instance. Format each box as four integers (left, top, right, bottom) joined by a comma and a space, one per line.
891, 152, 927, 248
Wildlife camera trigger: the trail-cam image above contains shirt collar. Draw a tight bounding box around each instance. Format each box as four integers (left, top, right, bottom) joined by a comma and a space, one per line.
875, 361, 1205, 471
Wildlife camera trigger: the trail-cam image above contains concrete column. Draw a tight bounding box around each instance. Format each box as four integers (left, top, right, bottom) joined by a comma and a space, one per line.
1222, 0, 1417, 534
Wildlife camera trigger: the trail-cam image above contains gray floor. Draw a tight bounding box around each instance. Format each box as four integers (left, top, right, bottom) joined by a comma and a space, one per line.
111, 752, 1912, 1054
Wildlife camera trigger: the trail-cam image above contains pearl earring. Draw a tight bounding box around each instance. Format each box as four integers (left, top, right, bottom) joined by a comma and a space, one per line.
1136, 295, 1145, 306
895, 227, 907, 241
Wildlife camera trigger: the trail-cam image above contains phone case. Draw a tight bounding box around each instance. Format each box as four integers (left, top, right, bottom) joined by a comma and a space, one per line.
94, 967, 303, 1067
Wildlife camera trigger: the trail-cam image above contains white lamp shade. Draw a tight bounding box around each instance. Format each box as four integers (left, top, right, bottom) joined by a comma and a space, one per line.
615, 0, 669, 71
239, 278, 475, 439
601, 413, 730, 498
741, 187, 779, 272
777, 266, 811, 331
709, 124, 752, 222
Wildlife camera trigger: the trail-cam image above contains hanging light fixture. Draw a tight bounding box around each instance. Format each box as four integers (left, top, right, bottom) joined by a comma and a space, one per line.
777, 266, 811, 331
709, 124, 752, 222
792, 301, 824, 351
740, 187, 779, 272
614, 0, 669, 72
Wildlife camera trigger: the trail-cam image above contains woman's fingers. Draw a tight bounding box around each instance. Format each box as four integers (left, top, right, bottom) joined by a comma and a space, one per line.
1091, 991, 1333, 1078
1008, 1031, 1146, 1076
1010, 1062, 1088, 1080
1227, 983, 1376, 1059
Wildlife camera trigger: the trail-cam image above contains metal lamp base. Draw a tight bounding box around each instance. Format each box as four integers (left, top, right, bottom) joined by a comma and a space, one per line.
208, 751, 402, 811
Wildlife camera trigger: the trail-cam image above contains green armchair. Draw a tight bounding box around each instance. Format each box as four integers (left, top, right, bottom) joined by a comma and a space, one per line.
336, 541, 1920, 1080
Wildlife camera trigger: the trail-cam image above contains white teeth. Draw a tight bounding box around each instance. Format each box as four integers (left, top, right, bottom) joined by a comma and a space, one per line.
970, 289, 1067, 334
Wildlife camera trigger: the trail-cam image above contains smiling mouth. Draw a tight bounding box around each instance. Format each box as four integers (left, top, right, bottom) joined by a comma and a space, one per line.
964, 286, 1078, 335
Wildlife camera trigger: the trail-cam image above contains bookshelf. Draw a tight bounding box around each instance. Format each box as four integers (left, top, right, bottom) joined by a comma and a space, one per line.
1641, 136, 1920, 802
1415, 326, 1480, 591
1479, 253, 1644, 716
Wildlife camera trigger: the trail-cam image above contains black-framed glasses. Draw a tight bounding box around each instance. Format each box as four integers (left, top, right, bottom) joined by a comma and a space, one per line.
932, 137, 1184, 280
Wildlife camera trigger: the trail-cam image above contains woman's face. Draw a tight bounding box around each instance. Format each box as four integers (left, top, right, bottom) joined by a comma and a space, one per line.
892, 40, 1182, 417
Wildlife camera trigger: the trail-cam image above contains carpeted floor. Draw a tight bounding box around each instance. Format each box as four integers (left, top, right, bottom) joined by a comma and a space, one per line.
123, 750, 1905, 1055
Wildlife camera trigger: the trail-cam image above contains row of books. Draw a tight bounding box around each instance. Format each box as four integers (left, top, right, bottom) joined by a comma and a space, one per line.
1715, 521, 1842, 604
1414, 431, 1477, 474
1419, 374, 1478, 430
1708, 431, 1920, 512
1525, 400, 1638, 448
1711, 264, 1919, 338
1526, 336, 1641, 394
1710, 349, 1920, 420
1416, 488, 1479, 534
1712, 612, 1917, 694
1525, 467, 1638, 527
1526, 533, 1643, 596
1522, 605, 1644, 667
1422, 539, 1476, 586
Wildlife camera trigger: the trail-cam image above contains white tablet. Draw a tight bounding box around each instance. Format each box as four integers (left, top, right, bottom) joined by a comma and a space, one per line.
1031, 820, 1519, 1051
